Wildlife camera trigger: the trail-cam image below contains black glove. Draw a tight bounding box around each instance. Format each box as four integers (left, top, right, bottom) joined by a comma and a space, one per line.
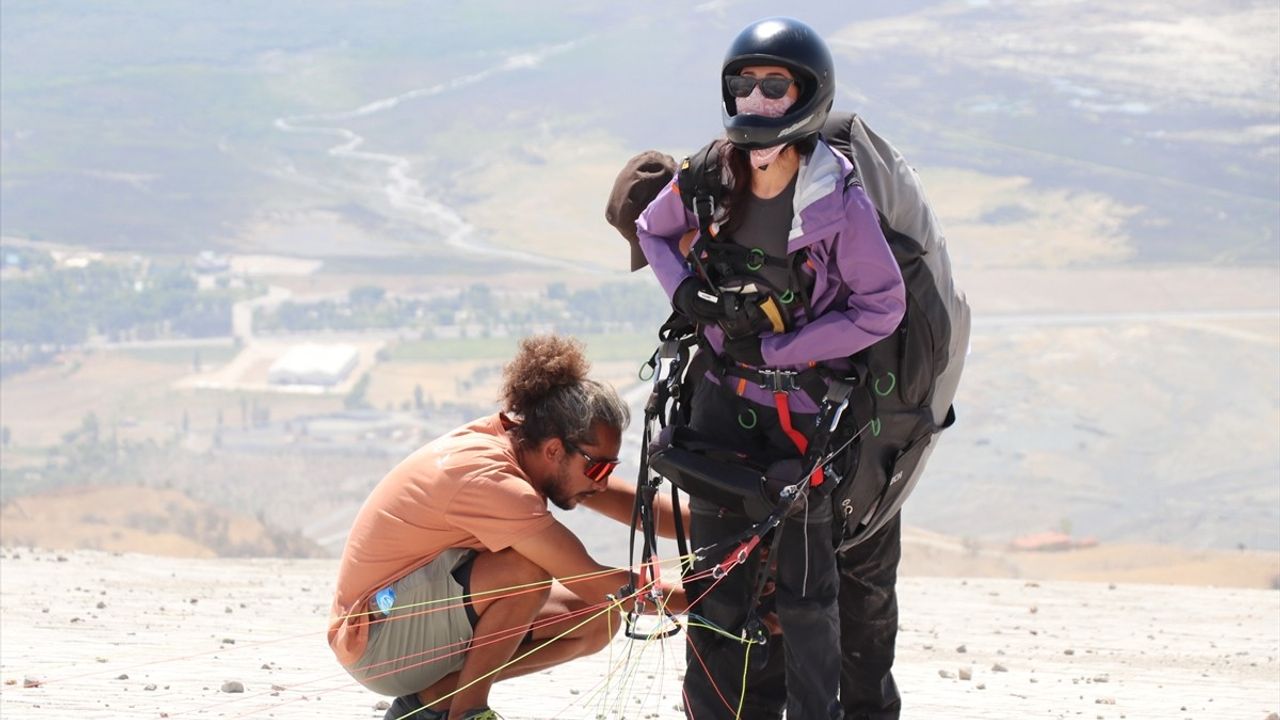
672, 277, 724, 325
722, 334, 765, 366
718, 293, 778, 339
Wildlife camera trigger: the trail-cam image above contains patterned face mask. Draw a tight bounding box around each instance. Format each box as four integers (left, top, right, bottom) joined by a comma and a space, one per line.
735, 87, 796, 169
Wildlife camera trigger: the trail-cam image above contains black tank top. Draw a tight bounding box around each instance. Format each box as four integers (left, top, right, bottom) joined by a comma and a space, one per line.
730, 173, 798, 294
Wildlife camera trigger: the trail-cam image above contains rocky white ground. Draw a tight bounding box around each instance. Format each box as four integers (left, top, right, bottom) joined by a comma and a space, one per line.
0, 549, 1277, 720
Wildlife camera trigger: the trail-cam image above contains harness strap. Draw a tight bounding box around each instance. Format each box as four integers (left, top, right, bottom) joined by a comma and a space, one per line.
789, 251, 816, 322
741, 522, 786, 646
682, 144, 722, 284
671, 482, 690, 576
701, 240, 791, 271
717, 360, 832, 411
774, 391, 824, 487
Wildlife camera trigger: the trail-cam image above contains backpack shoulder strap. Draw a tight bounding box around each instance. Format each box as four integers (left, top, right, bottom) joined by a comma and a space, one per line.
677, 139, 725, 217
819, 111, 857, 160
819, 112, 864, 193
677, 139, 729, 280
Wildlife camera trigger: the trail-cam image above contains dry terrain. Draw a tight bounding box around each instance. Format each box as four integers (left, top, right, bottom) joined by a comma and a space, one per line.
6, 481, 1276, 593
0, 548, 1276, 719
898, 527, 1280, 590
0, 486, 323, 558
0, 349, 344, 455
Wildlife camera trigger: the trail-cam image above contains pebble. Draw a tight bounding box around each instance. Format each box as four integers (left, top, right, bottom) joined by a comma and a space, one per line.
23, 676, 42, 688
938, 669, 955, 679
958, 667, 972, 681
992, 663, 1008, 672
1095, 697, 1115, 704
144, 684, 157, 691
956, 644, 967, 653
96, 601, 106, 609
374, 700, 390, 710
1065, 648, 1075, 655
116, 673, 129, 680
221, 680, 245, 693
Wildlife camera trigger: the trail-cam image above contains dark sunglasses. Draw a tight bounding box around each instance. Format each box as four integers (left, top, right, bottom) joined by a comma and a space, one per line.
725, 74, 796, 100
563, 440, 619, 483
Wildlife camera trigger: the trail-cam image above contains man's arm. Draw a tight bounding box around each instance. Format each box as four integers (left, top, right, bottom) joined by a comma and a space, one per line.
510, 519, 687, 614
579, 476, 691, 540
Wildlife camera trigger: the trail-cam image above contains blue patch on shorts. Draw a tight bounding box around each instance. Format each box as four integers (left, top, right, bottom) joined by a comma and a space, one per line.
374, 586, 396, 617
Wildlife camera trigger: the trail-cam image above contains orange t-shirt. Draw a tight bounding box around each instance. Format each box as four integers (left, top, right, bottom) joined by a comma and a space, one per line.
327, 413, 557, 667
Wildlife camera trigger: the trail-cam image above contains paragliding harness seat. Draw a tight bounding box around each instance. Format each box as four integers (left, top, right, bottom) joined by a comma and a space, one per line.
623, 312, 869, 647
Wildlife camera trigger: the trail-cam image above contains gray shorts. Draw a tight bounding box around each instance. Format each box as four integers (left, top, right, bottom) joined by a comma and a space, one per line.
347, 548, 476, 697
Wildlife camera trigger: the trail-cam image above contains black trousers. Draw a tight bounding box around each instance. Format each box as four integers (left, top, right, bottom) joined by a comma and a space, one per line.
837, 512, 902, 720
680, 380, 904, 720
720, 512, 902, 720
681, 379, 843, 720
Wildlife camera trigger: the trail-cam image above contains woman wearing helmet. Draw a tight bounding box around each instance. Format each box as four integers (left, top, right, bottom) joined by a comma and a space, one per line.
636, 17, 906, 719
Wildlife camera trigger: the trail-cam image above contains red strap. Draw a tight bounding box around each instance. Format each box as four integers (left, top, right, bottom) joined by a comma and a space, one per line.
774, 392, 824, 487
714, 535, 763, 577
644, 557, 660, 587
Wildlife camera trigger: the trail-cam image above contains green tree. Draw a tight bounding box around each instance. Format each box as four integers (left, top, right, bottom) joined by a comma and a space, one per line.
349, 286, 386, 307
345, 373, 371, 410
80, 412, 100, 445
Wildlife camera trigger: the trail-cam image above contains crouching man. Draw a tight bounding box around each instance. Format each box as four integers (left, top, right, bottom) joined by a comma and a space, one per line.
329, 334, 685, 720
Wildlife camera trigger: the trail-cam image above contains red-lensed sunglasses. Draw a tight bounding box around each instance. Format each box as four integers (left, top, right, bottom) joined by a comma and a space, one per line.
563, 439, 619, 483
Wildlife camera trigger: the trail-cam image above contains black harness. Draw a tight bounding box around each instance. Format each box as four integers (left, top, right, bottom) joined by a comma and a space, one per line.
623, 141, 882, 643
623, 313, 872, 643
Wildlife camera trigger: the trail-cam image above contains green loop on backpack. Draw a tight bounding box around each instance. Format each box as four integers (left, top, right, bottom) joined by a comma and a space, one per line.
738, 409, 758, 430
638, 362, 655, 382
746, 248, 765, 271
870, 417, 882, 437
779, 289, 795, 305
873, 372, 896, 397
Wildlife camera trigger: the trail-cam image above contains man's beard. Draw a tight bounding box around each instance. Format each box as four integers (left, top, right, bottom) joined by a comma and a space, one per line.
547, 460, 578, 511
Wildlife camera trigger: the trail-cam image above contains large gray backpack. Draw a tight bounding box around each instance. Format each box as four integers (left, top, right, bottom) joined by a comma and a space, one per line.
820, 112, 970, 549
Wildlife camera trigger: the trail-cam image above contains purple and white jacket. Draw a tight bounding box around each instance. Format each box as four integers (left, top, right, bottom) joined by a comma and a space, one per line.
637, 140, 906, 413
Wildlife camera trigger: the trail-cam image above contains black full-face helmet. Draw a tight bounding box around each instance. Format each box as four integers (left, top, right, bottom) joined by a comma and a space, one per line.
721, 17, 835, 150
